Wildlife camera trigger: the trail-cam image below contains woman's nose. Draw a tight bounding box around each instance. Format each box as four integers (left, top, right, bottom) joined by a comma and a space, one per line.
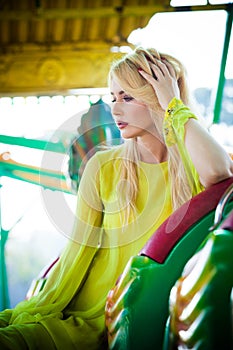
111, 102, 123, 116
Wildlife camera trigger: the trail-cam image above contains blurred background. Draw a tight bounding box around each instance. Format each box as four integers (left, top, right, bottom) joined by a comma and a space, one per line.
0, 0, 232, 308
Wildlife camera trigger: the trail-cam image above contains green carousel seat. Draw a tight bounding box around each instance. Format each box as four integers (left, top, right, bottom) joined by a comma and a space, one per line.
105, 177, 233, 350
166, 198, 233, 349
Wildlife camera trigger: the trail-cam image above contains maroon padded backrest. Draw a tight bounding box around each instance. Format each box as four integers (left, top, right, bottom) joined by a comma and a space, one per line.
140, 177, 233, 263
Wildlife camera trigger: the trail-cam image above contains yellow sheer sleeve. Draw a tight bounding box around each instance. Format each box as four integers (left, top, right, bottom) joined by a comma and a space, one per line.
9, 154, 104, 325
163, 97, 198, 147
163, 98, 204, 196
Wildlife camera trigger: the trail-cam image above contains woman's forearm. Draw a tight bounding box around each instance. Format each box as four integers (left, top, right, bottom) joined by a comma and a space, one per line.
184, 118, 233, 188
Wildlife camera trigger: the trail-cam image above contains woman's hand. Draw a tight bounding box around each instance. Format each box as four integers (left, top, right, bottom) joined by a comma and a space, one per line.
138, 59, 180, 111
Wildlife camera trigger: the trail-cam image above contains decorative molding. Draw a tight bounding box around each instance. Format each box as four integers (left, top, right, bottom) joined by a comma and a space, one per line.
0, 47, 124, 95
38, 58, 65, 85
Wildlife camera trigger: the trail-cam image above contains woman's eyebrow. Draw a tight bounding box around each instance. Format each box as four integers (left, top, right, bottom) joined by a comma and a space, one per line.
110, 90, 125, 96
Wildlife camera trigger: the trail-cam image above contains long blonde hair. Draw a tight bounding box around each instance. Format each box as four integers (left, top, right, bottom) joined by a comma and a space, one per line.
108, 47, 196, 222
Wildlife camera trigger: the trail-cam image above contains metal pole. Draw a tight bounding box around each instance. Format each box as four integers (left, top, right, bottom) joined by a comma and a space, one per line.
0, 183, 10, 310
213, 4, 233, 124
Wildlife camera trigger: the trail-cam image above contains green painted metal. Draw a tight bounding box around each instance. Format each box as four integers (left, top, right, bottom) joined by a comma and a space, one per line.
107, 202, 233, 350
0, 185, 10, 310
0, 134, 74, 193
0, 134, 67, 153
167, 227, 233, 349
213, 4, 233, 124
0, 230, 10, 310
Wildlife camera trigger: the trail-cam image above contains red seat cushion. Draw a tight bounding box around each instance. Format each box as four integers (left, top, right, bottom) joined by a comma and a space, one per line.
140, 177, 233, 263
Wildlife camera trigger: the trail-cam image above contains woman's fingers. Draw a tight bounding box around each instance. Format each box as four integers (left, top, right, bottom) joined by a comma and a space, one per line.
161, 59, 177, 79
150, 63, 162, 81
138, 58, 180, 110
138, 68, 156, 84
138, 63, 163, 83
150, 59, 176, 80
150, 60, 166, 78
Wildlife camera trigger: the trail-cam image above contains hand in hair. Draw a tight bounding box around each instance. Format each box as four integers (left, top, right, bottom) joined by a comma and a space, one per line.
138, 59, 180, 111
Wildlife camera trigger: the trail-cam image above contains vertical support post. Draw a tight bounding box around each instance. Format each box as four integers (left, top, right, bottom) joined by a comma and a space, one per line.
213, 4, 233, 124
0, 183, 10, 310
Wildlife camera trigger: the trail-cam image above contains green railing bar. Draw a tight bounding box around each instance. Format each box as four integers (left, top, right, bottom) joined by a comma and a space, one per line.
0, 161, 66, 179
213, 4, 233, 124
0, 134, 67, 153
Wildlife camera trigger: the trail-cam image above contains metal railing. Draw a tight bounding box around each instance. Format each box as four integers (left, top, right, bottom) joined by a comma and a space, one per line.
0, 134, 74, 310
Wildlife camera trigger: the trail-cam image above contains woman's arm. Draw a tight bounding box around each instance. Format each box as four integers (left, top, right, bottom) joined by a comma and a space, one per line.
184, 118, 233, 187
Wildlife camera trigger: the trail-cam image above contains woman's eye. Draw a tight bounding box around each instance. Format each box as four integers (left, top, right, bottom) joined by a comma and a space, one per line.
110, 95, 134, 103
123, 96, 134, 102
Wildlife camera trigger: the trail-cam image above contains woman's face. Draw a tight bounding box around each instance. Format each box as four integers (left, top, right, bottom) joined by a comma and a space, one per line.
110, 78, 156, 140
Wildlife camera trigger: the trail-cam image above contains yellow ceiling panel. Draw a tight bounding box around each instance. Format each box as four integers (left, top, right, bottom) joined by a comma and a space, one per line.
0, 0, 229, 94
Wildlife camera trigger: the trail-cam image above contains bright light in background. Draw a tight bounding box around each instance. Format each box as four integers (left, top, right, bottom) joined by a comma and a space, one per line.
210, 0, 233, 3
171, 1, 233, 7
0, 94, 90, 138
171, 0, 207, 4
128, 10, 229, 90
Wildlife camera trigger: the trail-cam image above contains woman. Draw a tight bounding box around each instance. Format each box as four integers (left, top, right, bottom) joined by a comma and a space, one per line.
0, 47, 232, 349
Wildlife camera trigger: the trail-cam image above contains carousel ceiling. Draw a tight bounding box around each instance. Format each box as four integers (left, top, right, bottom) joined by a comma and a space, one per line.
0, 0, 229, 95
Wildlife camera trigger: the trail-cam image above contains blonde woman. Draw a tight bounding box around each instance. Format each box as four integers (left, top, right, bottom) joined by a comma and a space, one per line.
0, 47, 232, 349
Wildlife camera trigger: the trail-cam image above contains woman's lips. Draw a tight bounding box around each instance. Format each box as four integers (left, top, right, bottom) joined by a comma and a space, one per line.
116, 122, 128, 130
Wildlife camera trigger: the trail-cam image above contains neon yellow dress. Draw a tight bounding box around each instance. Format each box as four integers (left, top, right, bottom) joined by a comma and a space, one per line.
0, 99, 203, 349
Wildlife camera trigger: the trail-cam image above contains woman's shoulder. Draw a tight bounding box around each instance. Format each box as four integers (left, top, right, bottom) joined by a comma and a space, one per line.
93, 144, 124, 163
82, 144, 124, 176
79, 145, 124, 185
